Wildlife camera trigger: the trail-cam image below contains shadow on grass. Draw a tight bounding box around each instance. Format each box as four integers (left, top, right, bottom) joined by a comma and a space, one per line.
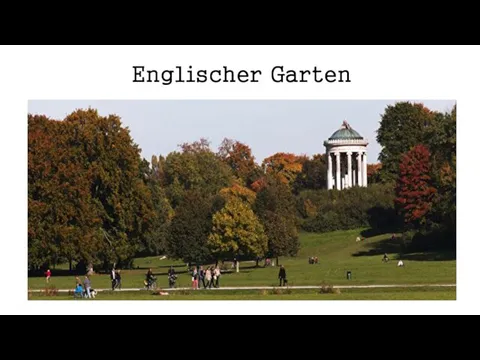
352, 231, 456, 261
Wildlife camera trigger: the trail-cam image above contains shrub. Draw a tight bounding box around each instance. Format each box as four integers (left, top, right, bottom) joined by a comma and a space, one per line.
177, 289, 192, 296
43, 285, 59, 297
297, 183, 400, 233
319, 283, 341, 294
270, 287, 292, 295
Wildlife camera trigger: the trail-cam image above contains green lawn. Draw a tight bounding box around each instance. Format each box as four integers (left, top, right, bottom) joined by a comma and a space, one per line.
29, 287, 456, 301
28, 229, 456, 297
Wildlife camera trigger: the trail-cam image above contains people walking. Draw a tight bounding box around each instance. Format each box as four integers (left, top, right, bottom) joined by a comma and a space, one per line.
115, 270, 122, 290
278, 265, 287, 287
111, 268, 117, 290
192, 267, 199, 290
214, 267, 221, 288
84, 275, 92, 298
205, 268, 212, 289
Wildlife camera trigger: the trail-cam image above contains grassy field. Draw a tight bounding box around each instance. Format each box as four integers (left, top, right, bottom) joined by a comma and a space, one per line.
28, 229, 456, 300
29, 287, 456, 300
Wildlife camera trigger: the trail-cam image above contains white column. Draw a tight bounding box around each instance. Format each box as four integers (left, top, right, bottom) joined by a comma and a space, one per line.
363, 152, 368, 187
327, 152, 333, 190
356, 152, 362, 187
335, 152, 341, 190
347, 152, 352, 188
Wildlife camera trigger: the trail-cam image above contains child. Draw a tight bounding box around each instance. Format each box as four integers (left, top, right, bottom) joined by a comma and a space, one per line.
74, 283, 84, 299
45, 269, 52, 284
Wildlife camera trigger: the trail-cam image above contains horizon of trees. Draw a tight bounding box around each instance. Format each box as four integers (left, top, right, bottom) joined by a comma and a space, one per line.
28, 102, 456, 272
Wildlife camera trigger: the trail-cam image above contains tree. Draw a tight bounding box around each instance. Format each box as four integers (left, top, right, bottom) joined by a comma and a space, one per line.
367, 163, 382, 184
426, 106, 456, 244
293, 154, 327, 193
218, 138, 261, 186
163, 139, 233, 207
255, 176, 300, 262
28, 114, 101, 270
28, 109, 160, 270
262, 153, 306, 187
395, 144, 437, 228
377, 102, 436, 182
167, 190, 219, 264
137, 159, 173, 256
208, 198, 267, 260
219, 183, 257, 205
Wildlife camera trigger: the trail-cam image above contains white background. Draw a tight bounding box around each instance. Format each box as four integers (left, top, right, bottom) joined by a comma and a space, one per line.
0, 45, 477, 315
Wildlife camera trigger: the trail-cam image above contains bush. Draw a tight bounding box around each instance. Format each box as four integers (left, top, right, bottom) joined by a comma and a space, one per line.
43, 285, 59, 297
297, 183, 400, 233
319, 283, 341, 294
270, 287, 293, 295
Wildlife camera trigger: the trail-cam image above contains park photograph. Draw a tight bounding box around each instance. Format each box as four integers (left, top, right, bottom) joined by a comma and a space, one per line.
27, 99, 457, 301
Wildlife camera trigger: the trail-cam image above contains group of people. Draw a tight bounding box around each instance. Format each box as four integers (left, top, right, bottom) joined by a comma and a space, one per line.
192, 266, 221, 289
73, 275, 94, 299
65, 261, 291, 296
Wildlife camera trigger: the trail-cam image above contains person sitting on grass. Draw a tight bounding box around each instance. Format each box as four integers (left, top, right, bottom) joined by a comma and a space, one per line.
383, 253, 390, 263
74, 283, 83, 299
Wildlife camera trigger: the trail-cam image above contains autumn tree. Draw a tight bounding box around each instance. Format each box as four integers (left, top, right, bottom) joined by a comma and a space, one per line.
218, 138, 261, 186
367, 163, 382, 184
377, 102, 436, 182
208, 198, 267, 261
219, 183, 257, 205
262, 153, 306, 187
28, 109, 167, 270
395, 144, 437, 228
254, 176, 300, 263
28, 114, 100, 270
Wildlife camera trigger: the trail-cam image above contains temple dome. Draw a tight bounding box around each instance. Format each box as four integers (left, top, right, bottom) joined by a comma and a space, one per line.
329, 121, 364, 140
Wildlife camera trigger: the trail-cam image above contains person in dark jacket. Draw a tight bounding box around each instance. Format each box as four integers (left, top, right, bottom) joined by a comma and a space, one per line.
115, 270, 122, 290
278, 265, 287, 287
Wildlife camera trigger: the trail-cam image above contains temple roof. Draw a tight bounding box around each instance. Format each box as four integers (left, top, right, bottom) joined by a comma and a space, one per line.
328, 121, 364, 141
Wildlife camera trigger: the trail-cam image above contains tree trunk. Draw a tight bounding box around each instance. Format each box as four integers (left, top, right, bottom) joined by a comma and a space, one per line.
256, 258, 260, 268
69, 259, 72, 273
215, 259, 219, 268
276, 257, 279, 267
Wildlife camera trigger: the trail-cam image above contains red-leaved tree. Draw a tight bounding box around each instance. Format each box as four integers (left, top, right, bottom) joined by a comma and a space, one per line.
395, 144, 437, 227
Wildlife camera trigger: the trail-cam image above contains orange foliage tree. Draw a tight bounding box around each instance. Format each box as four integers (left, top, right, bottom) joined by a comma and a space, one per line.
395, 145, 437, 228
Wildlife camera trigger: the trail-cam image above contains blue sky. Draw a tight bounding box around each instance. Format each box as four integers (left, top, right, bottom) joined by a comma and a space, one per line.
28, 100, 456, 164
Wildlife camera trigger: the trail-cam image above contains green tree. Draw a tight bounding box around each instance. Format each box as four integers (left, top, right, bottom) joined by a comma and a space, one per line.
255, 176, 300, 262
426, 106, 456, 245
377, 102, 436, 182
167, 190, 220, 264
136, 159, 173, 256
163, 139, 233, 207
293, 154, 327, 193
208, 198, 267, 260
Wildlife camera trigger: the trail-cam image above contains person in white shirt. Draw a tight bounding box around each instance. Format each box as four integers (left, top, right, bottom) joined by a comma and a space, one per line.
214, 267, 221, 288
